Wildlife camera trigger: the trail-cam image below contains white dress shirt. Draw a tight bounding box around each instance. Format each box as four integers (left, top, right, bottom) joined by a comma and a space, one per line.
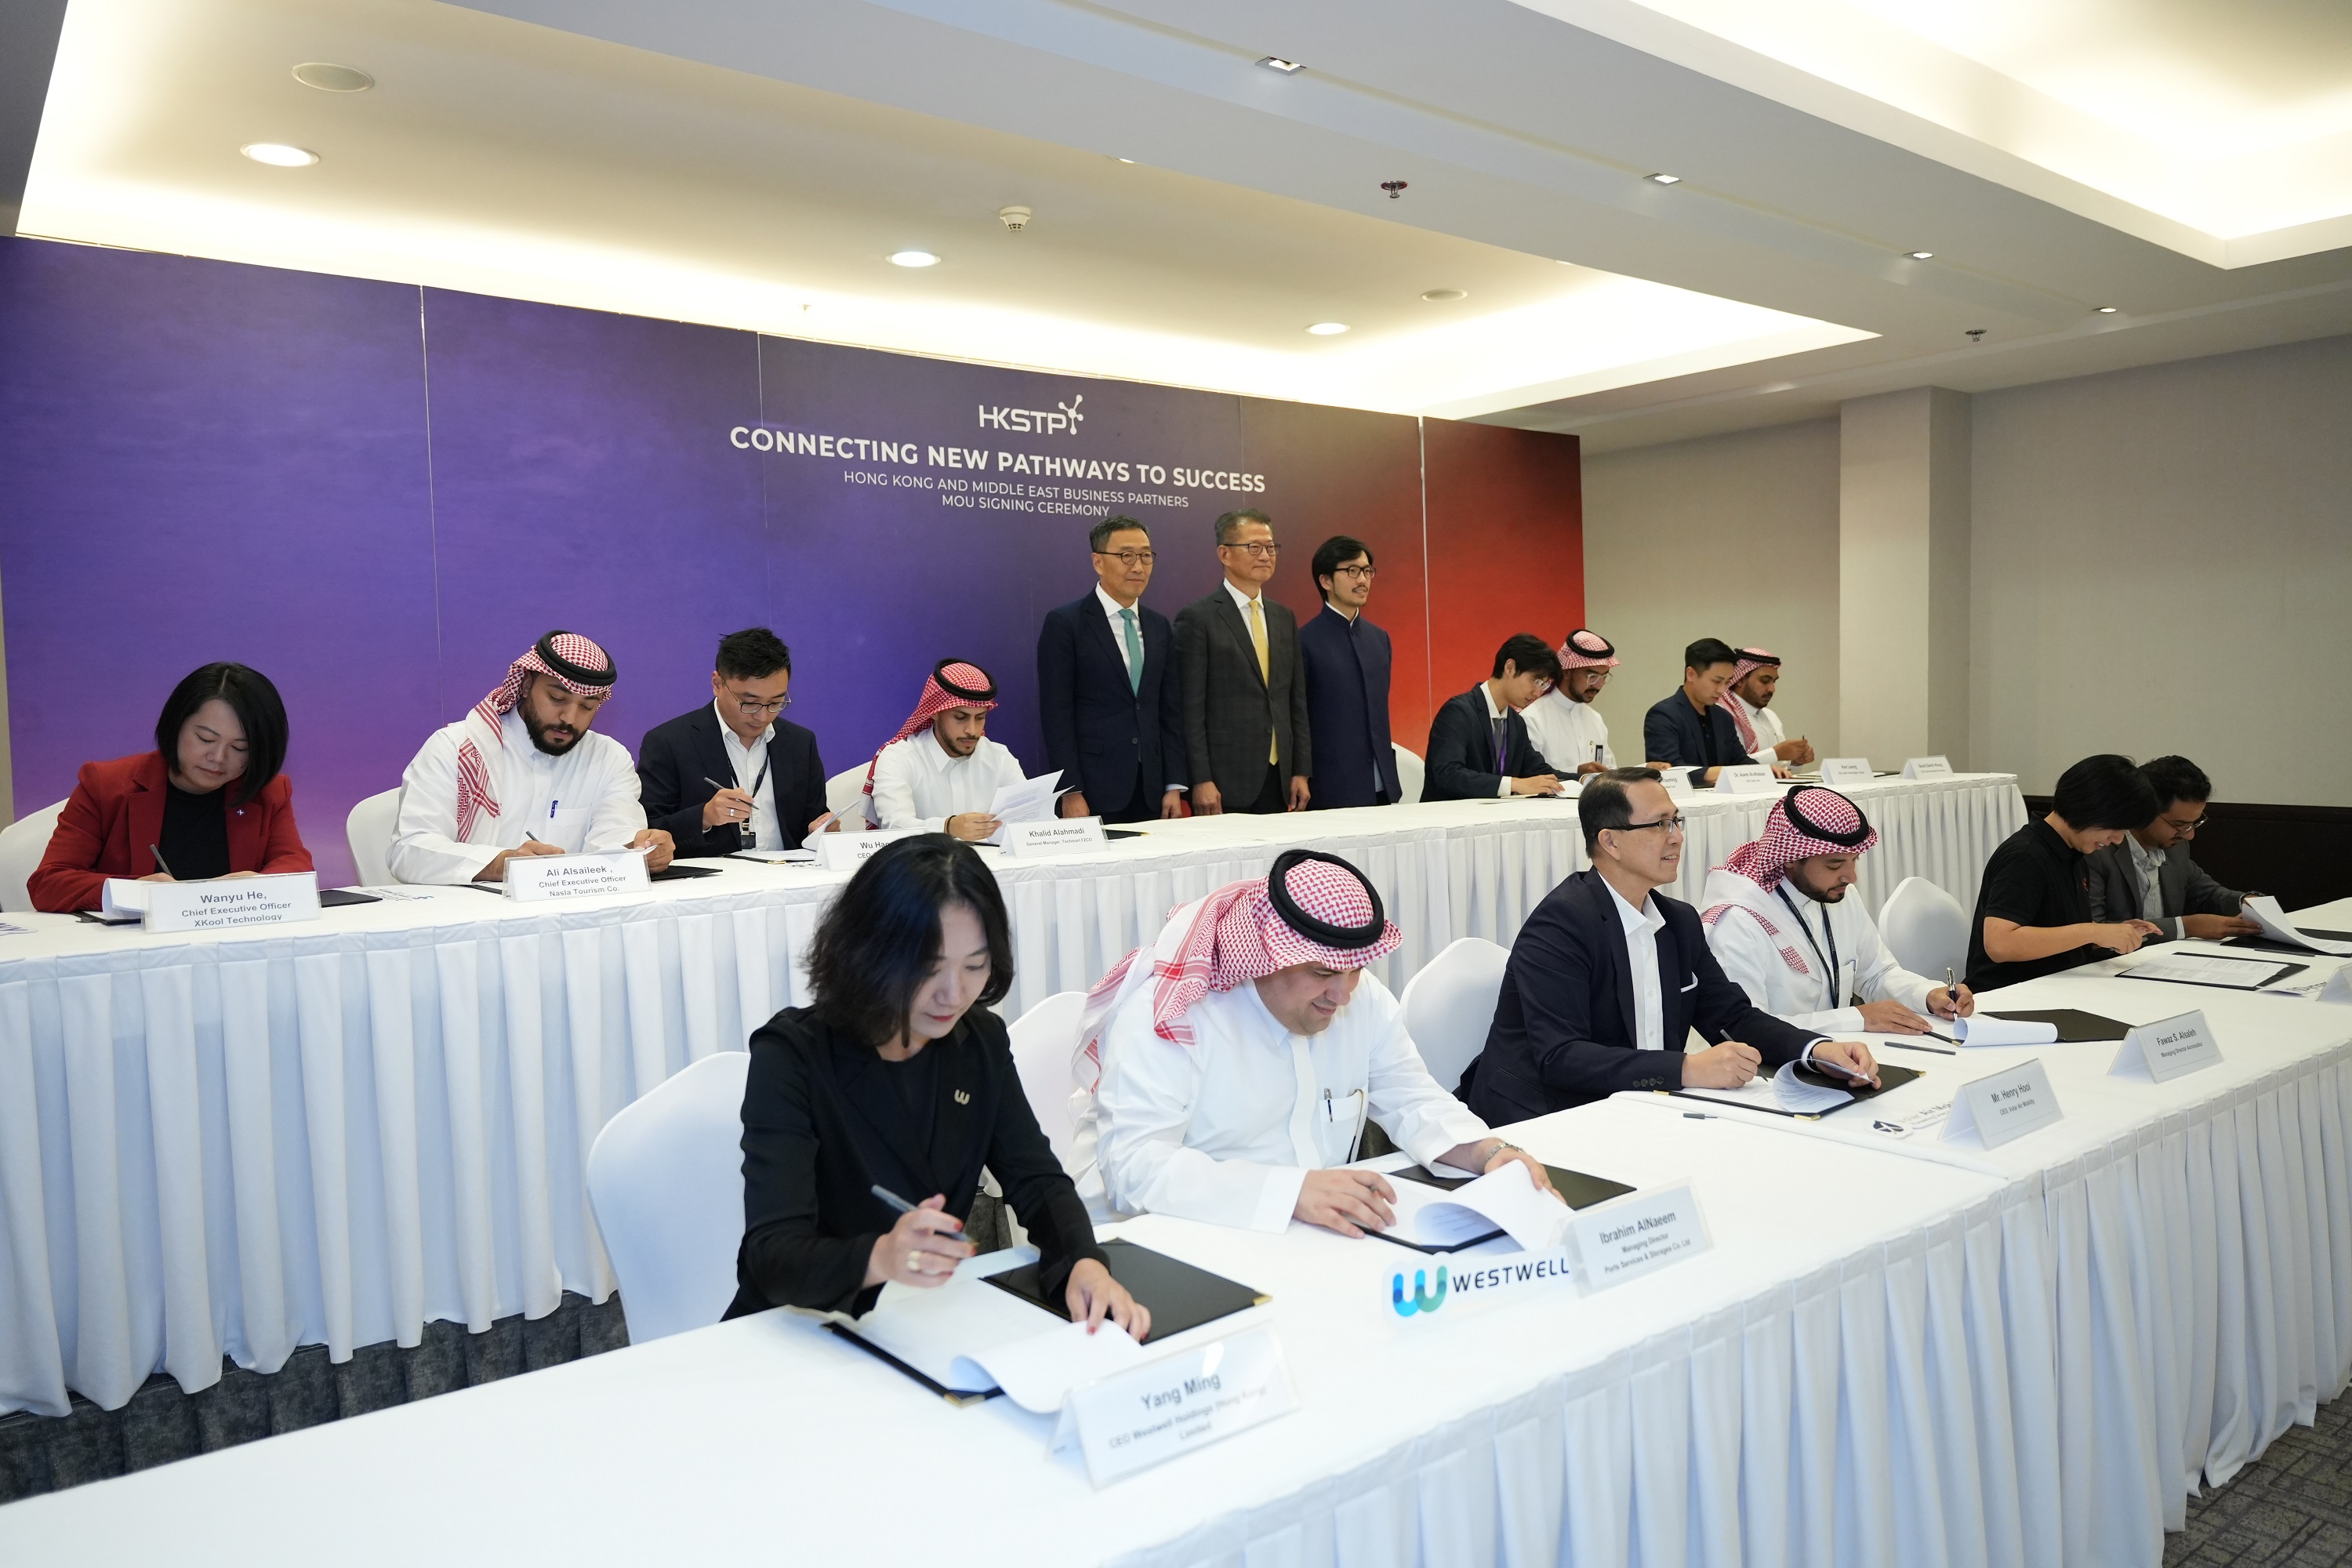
1606, 880, 1668, 1052
866, 731, 1026, 833
1731, 694, 1787, 764
1522, 689, 1613, 771
1475, 683, 1520, 798
1076, 972, 1492, 1232
1701, 867, 1938, 1033
713, 700, 784, 851
387, 710, 647, 884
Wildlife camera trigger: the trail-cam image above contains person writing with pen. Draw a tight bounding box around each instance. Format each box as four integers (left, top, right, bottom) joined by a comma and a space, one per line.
637, 627, 840, 856
727, 835, 1146, 1336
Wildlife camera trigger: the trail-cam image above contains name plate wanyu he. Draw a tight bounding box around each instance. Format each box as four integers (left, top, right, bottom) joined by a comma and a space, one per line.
143, 872, 324, 934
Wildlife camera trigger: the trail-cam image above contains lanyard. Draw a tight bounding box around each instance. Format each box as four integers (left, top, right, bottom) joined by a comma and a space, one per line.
1774, 885, 1842, 1009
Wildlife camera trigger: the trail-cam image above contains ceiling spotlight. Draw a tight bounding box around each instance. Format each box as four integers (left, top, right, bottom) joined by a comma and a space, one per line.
1258, 56, 1305, 73
240, 143, 318, 167
1112, 157, 1135, 164
1305, 322, 1349, 336
292, 62, 373, 92
888, 249, 940, 267
1644, 172, 1680, 185
1905, 250, 1934, 260
1421, 289, 1466, 302
2095, 305, 2119, 314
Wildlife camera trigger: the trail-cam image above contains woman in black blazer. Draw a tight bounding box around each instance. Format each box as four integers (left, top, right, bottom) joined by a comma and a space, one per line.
728, 834, 1148, 1335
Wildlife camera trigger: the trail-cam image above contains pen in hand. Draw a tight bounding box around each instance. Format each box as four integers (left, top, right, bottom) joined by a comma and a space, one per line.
870, 1184, 969, 1247
148, 844, 176, 879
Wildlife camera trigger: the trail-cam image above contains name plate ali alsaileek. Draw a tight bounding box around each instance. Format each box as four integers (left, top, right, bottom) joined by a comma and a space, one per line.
1943, 1059, 2063, 1149
1714, 764, 1778, 796
1817, 757, 1875, 788
2111, 1009, 2223, 1083
503, 848, 652, 902
996, 817, 1108, 858
1566, 1182, 1711, 1294
140, 872, 323, 934
1901, 755, 1955, 781
1057, 1326, 1297, 1488
813, 828, 917, 872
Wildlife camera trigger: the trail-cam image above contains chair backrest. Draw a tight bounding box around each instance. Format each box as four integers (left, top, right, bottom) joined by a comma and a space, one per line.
0, 800, 69, 913
1392, 744, 1425, 806
1397, 937, 1510, 1095
824, 765, 870, 822
345, 788, 404, 888
1880, 876, 1969, 982
1007, 990, 1088, 1170
585, 1051, 753, 1345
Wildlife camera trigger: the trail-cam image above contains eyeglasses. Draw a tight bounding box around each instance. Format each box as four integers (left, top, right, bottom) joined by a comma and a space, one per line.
2160, 814, 2206, 834
1614, 814, 1687, 836
1329, 564, 1375, 579
1094, 549, 1156, 567
1224, 541, 1281, 558
726, 691, 793, 715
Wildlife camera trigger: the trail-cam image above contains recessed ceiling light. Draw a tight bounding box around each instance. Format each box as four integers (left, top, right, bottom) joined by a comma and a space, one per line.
1113, 157, 1135, 164
1644, 172, 1680, 185
2095, 305, 2119, 314
1905, 250, 1935, 260
240, 143, 318, 167
1420, 289, 1466, 302
292, 62, 373, 93
1258, 56, 1305, 74
888, 250, 940, 268
1305, 321, 1349, 336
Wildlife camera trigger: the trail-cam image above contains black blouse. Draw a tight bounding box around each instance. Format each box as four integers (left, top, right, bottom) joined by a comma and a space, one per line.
158, 782, 232, 881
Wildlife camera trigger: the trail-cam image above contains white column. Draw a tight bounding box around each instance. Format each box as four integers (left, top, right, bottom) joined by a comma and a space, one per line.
1838, 388, 1970, 769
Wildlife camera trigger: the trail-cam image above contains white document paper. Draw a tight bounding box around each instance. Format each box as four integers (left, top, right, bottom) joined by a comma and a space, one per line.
987, 771, 1065, 826
840, 1249, 1144, 1410
100, 878, 151, 916
733, 846, 818, 863
1673, 1059, 1853, 1114
1379, 1162, 1567, 1253
2123, 952, 2295, 990
2243, 896, 2352, 956
1953, 1014, 2060, 1047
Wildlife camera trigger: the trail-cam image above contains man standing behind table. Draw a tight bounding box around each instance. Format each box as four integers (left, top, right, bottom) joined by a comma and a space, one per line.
2085, 754, 2262, 941
1719, 647, 1813, 771
1462, 768, 1878, 1120
1298, 535, 1401, 808
1036, 517, 1187, 824
1701, 786, 1974, 1035
1422, 633, 1566, 801
389, 630, 674, 884
864, 660, 1028, 842
637, 627, 835, 857
1520, 628, 1625, 777
1642, 637, 1751, 787
1175, 509, 1310, 814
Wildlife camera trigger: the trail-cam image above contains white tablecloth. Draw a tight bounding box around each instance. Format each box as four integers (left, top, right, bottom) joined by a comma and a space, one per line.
0, 775, 2023, 1418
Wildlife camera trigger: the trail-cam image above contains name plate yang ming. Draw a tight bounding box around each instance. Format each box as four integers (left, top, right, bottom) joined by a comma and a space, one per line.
1817, 757, 1875, 787
141, 872, 324, 934
813, 829, 916, 872
1901, 755, 1955, 781
2111, 1009, 2222, 1083
1714, 764, 1778, 796
1058, 1327, 1296, 1488
1943, 1059, 2063, 1149
1566, 1182, 1711, 1294
995, 817, 1108, 858
503, 848, 652, 902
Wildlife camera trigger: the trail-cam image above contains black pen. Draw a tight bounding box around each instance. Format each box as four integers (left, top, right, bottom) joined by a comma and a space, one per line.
869, 1184, 970, 1247
148, 844, 175, 879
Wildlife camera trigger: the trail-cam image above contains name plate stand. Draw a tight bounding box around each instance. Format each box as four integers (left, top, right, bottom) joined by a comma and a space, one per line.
1901, 755, 1955, 781
1566, 1183, 1711, 1293
1943, 1060, 2063, 1149
503, 849, 652, 902
1387, 1247, 1576, 1321
1057, 1327, 1296, 1487
1817, 757, 1875, 788
813, 829, 917, 872
996, 817, 1108, 858
1714, 764, 1778, 796
137, 872, 324, 933
2111, 1010, 2223, 1083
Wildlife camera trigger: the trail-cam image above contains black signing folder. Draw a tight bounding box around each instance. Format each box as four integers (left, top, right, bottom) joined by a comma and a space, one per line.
1669, 1061, 1923, 1119
1985, 1008, 2132, 1042
1393, 1161, 1635, 1210
320, 888, 381, 908
982, 1239, 1265, 1341
648, 864, 724, 881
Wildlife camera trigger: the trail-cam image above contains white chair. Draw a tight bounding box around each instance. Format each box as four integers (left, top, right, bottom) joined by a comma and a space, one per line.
585, 1051, 752, 1345
824, 765, 870, 822
0, 800, 69, 913
345, 787, 403, 888
1007, 990, 1087, 1170
1397, 937, 1509, 1095
1880, 876, 1969, 982
1392, 744, 1425, 806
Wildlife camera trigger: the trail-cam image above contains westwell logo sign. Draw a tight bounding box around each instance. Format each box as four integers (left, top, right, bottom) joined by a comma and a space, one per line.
1393, 1266, 1450, 1317
1389, 1249, 1577, 1319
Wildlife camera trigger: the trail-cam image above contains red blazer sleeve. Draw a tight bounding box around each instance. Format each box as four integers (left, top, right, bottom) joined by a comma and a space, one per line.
29, 764, 121, 913
252, 775, 314, 875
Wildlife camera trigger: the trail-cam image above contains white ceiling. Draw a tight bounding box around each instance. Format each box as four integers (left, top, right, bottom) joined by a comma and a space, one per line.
19, 0, 2352, 449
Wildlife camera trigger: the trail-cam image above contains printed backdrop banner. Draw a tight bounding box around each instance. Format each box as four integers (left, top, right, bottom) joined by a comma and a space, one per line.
0, 238, 1581, 887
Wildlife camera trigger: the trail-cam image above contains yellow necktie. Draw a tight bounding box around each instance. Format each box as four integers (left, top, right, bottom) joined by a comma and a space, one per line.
1248, 597, 1276, 763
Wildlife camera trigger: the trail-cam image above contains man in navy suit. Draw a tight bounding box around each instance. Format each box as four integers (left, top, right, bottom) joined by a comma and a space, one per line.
1464, 768, 1878, 1120
1298, 535, 1401, 808
1036, 516, 1188, 823
637, 627, 833, 856
1642, 637, 1749, 788
1422, 633, 1566, 801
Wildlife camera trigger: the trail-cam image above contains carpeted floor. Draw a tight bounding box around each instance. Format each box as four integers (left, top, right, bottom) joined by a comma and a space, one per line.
2166, 1396, 2352, 1566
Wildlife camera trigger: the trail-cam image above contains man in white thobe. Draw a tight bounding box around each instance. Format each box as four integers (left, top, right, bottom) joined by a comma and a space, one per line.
1069, 850, 1556, 1236
388, 631, 673, 884
1519, 627, 1621, 777
862, 659, 1029, 840
1717, 647, 1812, 771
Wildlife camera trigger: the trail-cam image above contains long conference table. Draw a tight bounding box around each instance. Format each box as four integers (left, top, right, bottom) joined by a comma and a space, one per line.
0, 774, 2022, 1422
3, 898, 2347, 1566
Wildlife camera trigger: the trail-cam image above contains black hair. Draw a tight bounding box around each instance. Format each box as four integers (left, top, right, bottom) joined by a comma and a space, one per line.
154, 662, 289, 808
1310, 535, 1373, 601
2140, 754, 2212, 808
1683, 637, 1738, 673
803, 835, 1014, 1049
714, 627, 792, 681
1089, 515, 1149, 553
1492, 633, 1561, 682
2050, 753, 2161, 832
1577, 766, 1665, 853
1214, 508, 1272, 546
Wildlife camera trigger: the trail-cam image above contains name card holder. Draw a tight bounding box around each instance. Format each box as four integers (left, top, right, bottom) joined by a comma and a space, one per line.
996, 817, 1108, 858
2321, 968, 2352, 1007
1901, 755, 1955, 781
813, 828, 917, 872
2111, 1009, 2222, 1083
1566, 1182, 1711, 1294
1714, 764, 1778, 796
504, 848, 652, 902
1943, 1059, 2063, 1149
1817, 757, 1875, 788
142, 872, 325, 934
1057, 1326, 1296, 1488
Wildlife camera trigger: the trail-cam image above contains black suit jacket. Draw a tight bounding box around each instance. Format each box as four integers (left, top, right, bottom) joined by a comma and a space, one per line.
727, 1006, 1106, 1319
1642, 691, 1745, 787
637, 705, 829, 856
1036, 593, 1185, 822
1422, 687, 1557, 801
1174, 586, 1311, 806
1465, 869, 1823, 1121
1298, 605, 1399, 808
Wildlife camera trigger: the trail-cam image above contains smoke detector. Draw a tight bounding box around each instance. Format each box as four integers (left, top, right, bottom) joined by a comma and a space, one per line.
998, 205, 1033, 232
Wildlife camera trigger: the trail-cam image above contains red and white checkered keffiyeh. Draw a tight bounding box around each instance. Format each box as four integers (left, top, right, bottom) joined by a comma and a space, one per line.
1716, 646, 1779, 753
1556, 628, 1620, 670
454, 632, 616, 840
861, 659, 998, 805
1700, 786, 1876, 974
1073, 851, 1403, 1085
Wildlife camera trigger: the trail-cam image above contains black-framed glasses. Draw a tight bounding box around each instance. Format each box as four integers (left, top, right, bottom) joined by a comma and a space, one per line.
1094, 549, 1156, 567
1225, 541, 1281, 558
1329, 563, 1376, 579
1615, 814, 1687, 836
725, 690, 793, 716
2160, 813, 2206, 834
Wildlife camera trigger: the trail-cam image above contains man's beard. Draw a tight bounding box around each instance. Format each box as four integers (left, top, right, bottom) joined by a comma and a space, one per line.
1789, 872, 1846, 903
1744, 686, 1773, 708
523, 708, 583, 756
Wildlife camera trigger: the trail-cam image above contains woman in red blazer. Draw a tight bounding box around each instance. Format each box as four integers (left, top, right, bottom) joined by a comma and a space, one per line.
31, 662, 314, 913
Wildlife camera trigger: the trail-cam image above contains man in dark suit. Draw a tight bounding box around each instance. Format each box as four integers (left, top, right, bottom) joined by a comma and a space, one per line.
1464, 768, 1878, 1120
2084, 753, 2260, 941
1036, 515, 1188, 823
1299, 534, 1400, 808
1642, 637, 1748, 787
1423, 633, 1567, 801
1174, 508, 1311, 814
637, 627, 833, 856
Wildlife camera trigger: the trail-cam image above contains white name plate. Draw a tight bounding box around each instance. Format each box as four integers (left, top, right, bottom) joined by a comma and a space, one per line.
813, 828, 916, 872
996, 817, 1107, 858
1714, 764, 1778, 796
503, 848, 651, 902
1566, 1182, 1711, 1294
1817, 757, 1875, 788
142, 872, 323, 934
1901, 755, 1955, 781
1389, 1247, 1575, 1321
2321, 968, 2352, 1007
1059, 1326, 1296, 1488
2111, 1009, 2222, 1083
1944, 1059, 2063, 1149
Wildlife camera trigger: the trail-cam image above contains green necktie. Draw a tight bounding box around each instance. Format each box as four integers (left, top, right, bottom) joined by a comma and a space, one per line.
1119, 607, 1142, 694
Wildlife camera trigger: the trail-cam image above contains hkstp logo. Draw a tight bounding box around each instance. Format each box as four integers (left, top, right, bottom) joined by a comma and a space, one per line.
1392, 1265, 1449, 1317
977, 392, 1085, 435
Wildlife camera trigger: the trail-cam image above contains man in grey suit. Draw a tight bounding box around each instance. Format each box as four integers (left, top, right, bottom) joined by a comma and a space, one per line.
2086, 755, 2261, 940
1174, 509, 1311, 814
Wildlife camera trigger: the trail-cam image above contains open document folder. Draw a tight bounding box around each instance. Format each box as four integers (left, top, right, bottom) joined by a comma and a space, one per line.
828, 1249, 1145, 1407
1370, 1162, 1569, 1254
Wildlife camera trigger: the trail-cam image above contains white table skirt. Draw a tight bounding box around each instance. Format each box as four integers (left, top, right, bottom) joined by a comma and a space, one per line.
0, 776, 2023, 1418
